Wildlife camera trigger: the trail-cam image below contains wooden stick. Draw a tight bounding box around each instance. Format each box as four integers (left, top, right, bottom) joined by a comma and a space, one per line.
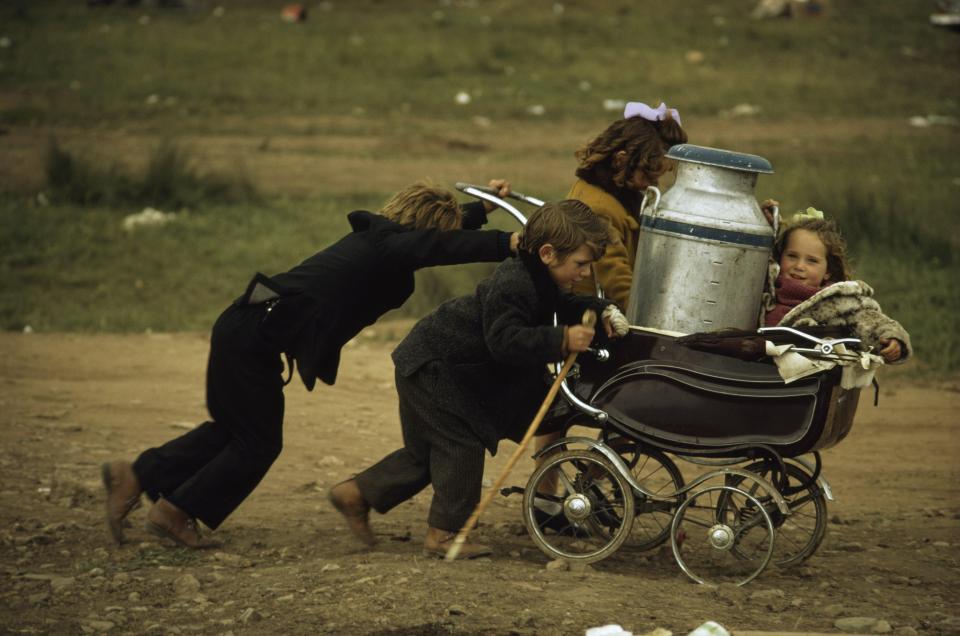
445, 309, 596, 561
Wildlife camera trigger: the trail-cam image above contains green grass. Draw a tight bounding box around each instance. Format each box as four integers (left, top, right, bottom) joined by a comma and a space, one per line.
0, 0, 958, 373
0, 191, 501, 332
2, 1, 958, 128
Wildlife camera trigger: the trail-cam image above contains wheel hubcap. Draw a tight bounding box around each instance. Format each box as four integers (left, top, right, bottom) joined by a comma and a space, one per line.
563, 494, 592, 521
708, 524, 735, 550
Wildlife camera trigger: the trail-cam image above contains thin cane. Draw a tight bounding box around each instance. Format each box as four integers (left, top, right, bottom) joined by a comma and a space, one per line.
445, 309, 597, 561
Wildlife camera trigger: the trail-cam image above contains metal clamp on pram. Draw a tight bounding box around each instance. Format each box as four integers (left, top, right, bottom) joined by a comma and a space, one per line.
758, 326, 863, 362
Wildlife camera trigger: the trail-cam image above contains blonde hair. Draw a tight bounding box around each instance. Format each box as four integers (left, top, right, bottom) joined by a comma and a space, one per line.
380, 182, 463, 231
775, 216, 852, 282
519, 200, 612, 261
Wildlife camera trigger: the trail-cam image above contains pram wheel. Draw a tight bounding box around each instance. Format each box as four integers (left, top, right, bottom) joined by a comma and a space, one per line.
671, 485, 775, 586
615, 443, 685, 551
523, 449, 635, 564
718, 461, 827, 566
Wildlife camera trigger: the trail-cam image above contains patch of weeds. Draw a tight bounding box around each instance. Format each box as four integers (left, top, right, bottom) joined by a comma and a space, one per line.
123, 545, 203, 569
44, 137, 259, 209
44, 138, 135, 206
0, 105, 47, 126
368, 624, 458, 636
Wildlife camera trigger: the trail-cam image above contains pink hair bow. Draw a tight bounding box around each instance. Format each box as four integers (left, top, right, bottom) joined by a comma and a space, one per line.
624, 101, 682, 126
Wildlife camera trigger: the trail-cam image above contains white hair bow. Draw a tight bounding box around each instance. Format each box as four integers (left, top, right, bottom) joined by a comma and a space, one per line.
623, 101, 682, 126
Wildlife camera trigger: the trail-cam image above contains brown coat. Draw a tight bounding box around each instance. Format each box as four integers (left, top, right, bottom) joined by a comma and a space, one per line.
567, 178, 638, 309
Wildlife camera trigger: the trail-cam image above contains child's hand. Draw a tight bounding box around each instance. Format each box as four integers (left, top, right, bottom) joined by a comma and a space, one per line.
509, 232, 520, 254
601, 305, 629, 338
564, 325, 595, 354
760, 198, 779, 228
878, 338, 903, 363
482, 178, 512, 212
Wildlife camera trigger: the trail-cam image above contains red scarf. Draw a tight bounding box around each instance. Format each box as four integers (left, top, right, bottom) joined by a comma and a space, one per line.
764, 273, 823, 326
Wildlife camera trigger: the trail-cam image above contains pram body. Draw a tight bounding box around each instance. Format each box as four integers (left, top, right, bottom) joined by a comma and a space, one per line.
458, 182, 867, 586
563, 326, 859, 458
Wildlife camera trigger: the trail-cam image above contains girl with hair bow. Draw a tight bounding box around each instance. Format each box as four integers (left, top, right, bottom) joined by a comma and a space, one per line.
530, 101, 687, 523
566, 100, 688, 309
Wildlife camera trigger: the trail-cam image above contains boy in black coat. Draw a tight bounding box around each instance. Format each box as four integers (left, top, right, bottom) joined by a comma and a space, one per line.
101, 181, 519, 548
331, 199, 625, 558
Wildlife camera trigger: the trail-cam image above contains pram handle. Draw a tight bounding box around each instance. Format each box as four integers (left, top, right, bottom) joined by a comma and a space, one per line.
455, 182, 545, 208
455, 184, 528, 226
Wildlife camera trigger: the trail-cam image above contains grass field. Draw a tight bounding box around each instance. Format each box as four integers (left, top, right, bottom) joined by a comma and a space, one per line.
1, 0, 958, 371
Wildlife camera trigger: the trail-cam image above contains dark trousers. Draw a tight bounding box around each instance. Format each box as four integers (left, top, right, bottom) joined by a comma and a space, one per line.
354, 363, 486, 532
133, 303, 285, 529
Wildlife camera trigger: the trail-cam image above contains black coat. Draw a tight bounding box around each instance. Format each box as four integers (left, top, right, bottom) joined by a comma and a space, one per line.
392, 252, 609, 453
237, 202, 513, 390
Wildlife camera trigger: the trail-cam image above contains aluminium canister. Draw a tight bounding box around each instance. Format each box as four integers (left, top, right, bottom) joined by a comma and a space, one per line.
625, 144, 775, 333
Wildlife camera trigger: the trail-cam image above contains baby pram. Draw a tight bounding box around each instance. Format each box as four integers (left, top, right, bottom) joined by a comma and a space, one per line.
458, 183, 869, 586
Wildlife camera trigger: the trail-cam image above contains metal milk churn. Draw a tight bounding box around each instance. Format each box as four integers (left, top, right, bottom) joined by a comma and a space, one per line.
625, 144, 774, 333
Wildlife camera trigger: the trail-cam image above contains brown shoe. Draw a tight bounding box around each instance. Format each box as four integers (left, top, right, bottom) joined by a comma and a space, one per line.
423, 526, 492, 560
101, 461, 142, 544
145, 498, 220, 549
328, 479, 376, 546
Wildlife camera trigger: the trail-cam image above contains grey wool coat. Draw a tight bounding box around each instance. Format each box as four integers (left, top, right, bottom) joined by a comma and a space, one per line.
761, 264, 912, 363
392, 252, 610, 453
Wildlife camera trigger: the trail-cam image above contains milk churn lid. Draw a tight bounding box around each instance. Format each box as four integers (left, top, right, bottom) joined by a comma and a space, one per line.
666, 144, 774, 174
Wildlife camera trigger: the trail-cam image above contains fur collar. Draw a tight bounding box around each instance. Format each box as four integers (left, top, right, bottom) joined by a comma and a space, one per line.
780, 280, 874, 325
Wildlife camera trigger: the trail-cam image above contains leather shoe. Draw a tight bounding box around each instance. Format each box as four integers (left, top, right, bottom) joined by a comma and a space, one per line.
101, 461, 142, 544
329, 479, 376, 546
145, 498, 219, 549
423, 526, 492, 560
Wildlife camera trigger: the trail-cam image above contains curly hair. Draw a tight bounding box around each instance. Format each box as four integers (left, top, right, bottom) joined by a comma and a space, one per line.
775, 217, 853, 282
379, 182, 463, 231
574, 114, 688, 209
519, 200, 612, 261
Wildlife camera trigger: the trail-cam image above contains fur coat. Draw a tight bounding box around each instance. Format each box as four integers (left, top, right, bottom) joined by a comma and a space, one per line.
760, 263, 912, 364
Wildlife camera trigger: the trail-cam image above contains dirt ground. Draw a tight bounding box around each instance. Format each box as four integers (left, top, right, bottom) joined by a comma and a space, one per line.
1, 328, 959, 636
0, 116, 910, 199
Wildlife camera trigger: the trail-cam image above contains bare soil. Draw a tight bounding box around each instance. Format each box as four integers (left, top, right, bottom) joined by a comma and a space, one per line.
0, 115, 913, 198
1, 329, 959, 635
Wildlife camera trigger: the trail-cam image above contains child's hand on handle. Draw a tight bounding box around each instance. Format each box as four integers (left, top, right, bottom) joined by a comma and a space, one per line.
760, 198, 780, 228
482, 178, 512, 212
601, 304, 629, 338
563, 324, 596, 355
878, 338, 903, 363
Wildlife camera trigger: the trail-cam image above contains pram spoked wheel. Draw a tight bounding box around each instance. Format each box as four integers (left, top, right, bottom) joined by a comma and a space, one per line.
523, 449, 635, 563
671, 485, 776, 586
615, 442, 685, 551
718, 461, 827, 566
